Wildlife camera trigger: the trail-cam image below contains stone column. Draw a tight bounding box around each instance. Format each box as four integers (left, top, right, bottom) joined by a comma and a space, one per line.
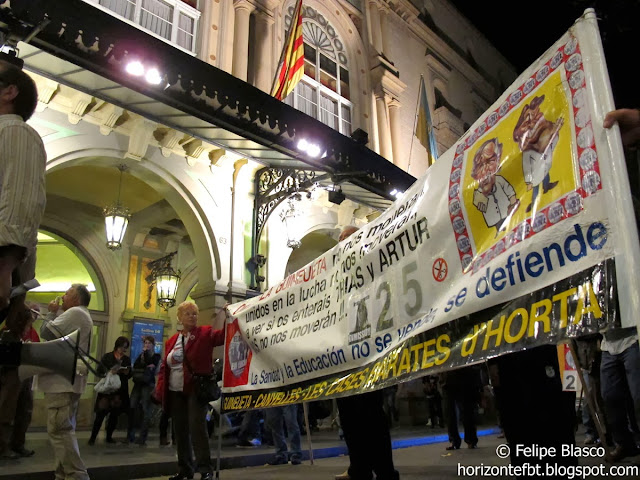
254, 10, 274, 92
388, 98, 405, 170
379, 6, 391, 61
229, 159, 249, 296
374, 90, 394, 162
232, 0, 254, 81
189, 282, 230, 360
371, 64, 406, 164
367, 0, 383, 54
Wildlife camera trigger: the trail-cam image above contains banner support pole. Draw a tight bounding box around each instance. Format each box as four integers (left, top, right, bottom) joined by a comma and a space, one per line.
302, 401, 315, 465
216, 309, 231, 480
568, 339, 612, 462
215, 403, 224, 479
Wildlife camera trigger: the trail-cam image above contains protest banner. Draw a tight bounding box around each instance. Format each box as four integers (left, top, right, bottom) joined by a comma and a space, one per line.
221, 10, 640, 412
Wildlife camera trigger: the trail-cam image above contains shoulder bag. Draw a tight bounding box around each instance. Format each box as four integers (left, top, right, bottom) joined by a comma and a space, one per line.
182, 335, 221, 404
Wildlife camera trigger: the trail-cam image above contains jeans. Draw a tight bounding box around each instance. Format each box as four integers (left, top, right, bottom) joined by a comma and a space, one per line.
128, 384, 153, 442
237, 409, 261, 442
45, 392, 89, 480
426, 393, 443, 427
382, 388, 398, 425
581, 373, 598, 439
601, 342, 640, 451
265, 405, 301, 462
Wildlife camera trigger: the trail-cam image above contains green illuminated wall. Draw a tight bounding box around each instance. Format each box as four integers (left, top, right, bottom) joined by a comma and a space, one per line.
26, 231, 104, 311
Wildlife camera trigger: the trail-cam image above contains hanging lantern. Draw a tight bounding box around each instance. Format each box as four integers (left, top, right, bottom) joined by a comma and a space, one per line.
280, 194, 303, 249
103, 165, 130, 250
144, 252, 181, 311
155, 265, 181, 310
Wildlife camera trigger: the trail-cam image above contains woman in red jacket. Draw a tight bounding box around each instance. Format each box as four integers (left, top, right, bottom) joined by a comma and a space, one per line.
155, 301, 224, 480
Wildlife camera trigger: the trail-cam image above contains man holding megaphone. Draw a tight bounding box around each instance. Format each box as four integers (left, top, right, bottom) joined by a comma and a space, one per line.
39, 284, 93, 480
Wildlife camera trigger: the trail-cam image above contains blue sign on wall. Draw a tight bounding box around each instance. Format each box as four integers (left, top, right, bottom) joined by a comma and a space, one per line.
131, 320, 164, 363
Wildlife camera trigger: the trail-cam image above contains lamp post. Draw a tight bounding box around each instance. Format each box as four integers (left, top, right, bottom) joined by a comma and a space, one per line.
280, 194, 303, 249
103, 164, 130, 250
144, 252, 181, 311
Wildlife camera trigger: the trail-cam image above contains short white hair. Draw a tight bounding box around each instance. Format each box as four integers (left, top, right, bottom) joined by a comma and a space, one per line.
177, 301, 198, 315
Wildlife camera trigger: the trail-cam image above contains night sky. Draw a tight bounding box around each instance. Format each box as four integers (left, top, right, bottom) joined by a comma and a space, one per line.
449, 0, 638, 109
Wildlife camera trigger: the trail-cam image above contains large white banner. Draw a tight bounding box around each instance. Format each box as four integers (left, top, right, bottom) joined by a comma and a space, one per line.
221, 10, 639, 411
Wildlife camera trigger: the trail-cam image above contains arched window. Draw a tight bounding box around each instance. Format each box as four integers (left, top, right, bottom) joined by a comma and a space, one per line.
284, 5, 352, 136
28, 231, 104, 311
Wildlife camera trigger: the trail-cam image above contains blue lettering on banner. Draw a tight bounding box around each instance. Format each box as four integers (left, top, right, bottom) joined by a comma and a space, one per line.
474, 222, 607, 299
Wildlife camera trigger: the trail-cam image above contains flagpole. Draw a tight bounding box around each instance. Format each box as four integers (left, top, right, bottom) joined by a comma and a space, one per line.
270, 0, 302, 98
406, 75, 424, 174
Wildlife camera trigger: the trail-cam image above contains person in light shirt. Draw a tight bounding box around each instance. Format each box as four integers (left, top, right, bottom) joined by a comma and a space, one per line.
39, 284, 93, 480
0, 61, 46, 310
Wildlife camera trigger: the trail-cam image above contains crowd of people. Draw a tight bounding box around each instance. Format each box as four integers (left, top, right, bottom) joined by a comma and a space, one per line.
0, 49, 639, 480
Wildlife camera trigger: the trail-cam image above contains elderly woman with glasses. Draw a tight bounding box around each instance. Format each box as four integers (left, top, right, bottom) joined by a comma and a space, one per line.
155, 301, 225, 480
89, 336, 132, 445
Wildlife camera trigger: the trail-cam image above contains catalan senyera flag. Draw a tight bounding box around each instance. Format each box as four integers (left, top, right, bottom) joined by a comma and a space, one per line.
271, 0, 304, 101
415, 75, 439, 165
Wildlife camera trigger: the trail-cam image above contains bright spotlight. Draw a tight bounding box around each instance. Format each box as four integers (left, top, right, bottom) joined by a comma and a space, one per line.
125, 60, 145, 76
307, 143, 321, 157
296, 138, 324, 158
145, 68, 163, 85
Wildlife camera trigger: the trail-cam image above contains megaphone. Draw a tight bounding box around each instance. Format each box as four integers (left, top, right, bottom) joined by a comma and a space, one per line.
14, 330, 80, 383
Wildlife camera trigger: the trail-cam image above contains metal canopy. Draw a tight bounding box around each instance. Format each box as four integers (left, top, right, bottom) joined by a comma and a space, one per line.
0, 0, 416, 212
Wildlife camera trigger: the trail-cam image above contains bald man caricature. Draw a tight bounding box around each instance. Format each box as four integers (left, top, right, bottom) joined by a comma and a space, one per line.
471, 138, 519, 235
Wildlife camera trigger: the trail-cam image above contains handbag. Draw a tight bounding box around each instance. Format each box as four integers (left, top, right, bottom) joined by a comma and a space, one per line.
132, 367, 147, 385
192, 374, 221, 404
94, 371, 121, 394
182, 335, 221, 404
133, 352, 158, 385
